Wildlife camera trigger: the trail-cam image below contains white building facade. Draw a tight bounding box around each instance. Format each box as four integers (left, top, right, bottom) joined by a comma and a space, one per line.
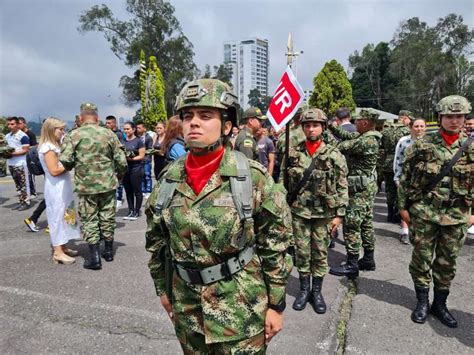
223, 38, 269, 109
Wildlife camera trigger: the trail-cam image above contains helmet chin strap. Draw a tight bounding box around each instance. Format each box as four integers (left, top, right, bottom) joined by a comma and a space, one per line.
307, 134, 322, 142
187, 137, 223, 156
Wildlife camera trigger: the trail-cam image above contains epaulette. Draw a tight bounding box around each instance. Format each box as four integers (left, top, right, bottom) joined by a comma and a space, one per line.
248, 159, 267, 175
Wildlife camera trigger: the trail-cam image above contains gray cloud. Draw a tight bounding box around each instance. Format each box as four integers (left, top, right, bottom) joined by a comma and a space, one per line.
0, 0, 472, 122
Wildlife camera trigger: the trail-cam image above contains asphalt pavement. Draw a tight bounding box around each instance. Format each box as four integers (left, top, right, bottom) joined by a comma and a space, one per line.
0, 175, 472, 354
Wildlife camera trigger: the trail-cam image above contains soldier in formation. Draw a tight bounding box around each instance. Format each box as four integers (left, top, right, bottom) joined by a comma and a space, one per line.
380, 110, 411, 222
328, 109, 382, 279
234, 107, 265, 160
145, 79, 292, 353
60, 103, 127, 270
398, 95, 472, 328
284, 108, 348, 313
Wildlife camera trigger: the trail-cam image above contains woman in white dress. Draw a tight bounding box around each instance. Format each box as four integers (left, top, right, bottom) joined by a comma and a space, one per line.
38, 118, 80, 264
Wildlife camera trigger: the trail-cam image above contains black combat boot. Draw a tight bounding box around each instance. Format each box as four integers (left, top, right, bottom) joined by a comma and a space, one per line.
83, 244, 102, 270
310, 277, 326, 314
292, 275, 311, 311
358, 249, 376, 271
431, 289, 457, 328
411, 287, 429, 324
329, 253, 359, 279
101, 240, 114, 262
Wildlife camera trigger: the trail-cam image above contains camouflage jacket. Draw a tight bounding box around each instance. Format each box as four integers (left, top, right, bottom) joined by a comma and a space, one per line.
234, 127, 258, 160
380, 124, 410, 172
145, 148, 293, 344
60, 122, 127, 194
398, 130, 473, 225
286, 140, 348, 219
330, 125, 382, 197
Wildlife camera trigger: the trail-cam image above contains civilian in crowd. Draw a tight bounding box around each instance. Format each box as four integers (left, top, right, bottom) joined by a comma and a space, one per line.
152, 121, 167, 180
136, 121, 153, 199
464, 114, 473, 136
38, 118, 80, 264
335, 107, 357, 133
160, 116, 186, 162
105, 115, 125, 209
229, 126, 239, 148
393, 118, 427, 244
255, 126, 276, 176
122, 122, 145, 220
6, 116, 30, 210
18, 117, 38, 199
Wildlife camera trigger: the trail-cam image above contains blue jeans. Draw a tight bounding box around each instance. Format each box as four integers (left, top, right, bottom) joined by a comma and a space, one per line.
116, 184, 124, 201
141, 161, 153, 193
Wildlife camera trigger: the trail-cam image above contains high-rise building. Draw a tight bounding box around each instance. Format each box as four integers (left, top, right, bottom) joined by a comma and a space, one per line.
223, 38, 269, 109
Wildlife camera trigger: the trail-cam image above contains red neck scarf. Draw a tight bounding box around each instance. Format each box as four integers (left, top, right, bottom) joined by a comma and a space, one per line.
185, 147, 225, 195
440, 129, 459, 147
305, 139, 322, 157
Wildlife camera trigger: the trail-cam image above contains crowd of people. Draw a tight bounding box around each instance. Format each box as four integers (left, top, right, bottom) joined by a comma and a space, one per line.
0, 78, 473, 353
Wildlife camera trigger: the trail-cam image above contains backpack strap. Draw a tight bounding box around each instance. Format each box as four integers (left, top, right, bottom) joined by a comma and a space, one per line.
155, 178, 177, 212
230, 151, 254, 249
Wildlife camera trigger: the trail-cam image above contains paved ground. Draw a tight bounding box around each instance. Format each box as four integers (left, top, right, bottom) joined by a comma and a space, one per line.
0, 176, 472, 354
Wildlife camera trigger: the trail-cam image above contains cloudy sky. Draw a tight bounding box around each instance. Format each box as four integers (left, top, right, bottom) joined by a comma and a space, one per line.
0, 0, 472, 124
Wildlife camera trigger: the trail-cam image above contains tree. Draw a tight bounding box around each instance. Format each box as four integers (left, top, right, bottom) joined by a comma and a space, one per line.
200, 63, 233, 85
140, 51, 167, 129
248, 88, 272, 113
349, 42, 393, 110
78, 0, 197, 114
309, 59, 356, 116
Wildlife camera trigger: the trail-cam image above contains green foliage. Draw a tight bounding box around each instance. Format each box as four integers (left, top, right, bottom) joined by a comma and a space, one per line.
349, 14, 473, 118
78, 0, 197, 114
248, 89, 272, 113
201, 64, 233, 85
309, 59, 356, 117
140, 54, 167, 130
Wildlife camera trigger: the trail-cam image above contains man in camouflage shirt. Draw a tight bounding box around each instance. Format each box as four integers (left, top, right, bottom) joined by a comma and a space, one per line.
328, 109, 382, 279
398, 95, 472, 328
380, 110, 411, 222
145, 79, 293, 353
234, 107, 265, 160
284, 108, 348, 313
60, 103, 127, 270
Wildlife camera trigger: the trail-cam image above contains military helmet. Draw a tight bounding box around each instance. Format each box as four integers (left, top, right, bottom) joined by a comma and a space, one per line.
435, 95, 471, 115
300, 108, 327, 125
175, 79, 240, 127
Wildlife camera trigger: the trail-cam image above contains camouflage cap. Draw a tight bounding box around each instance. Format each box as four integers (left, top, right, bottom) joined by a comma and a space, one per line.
354, 108, 379, 122
300, 108, 327, 125
80, 102, 98, 115
398, 110, 415, 120
243, 107, 266, 120
435, 95, 471, 115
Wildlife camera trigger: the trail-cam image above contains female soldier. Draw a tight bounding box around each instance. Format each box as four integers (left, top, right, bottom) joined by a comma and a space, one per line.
398, 95, 472, 328
145, 79, 293, 353
284, 108, 348, 313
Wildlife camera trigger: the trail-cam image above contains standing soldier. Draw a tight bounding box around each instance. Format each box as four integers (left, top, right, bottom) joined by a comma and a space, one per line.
328, 109, 382, 279
145, 79, 293, 353
398, 95, 472, 328
234, 107, 264, 160
285, 108, 348, 313
0, 127, 8, 177
60, 103, 127, 270
380, 110, 411, 222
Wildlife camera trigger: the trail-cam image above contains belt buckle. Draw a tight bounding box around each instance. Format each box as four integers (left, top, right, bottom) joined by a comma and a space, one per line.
220, 261, 233, 281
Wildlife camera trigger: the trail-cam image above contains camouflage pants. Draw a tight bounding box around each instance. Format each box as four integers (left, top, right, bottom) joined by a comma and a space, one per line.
78, 190, 116, 244
409, 216, 467, 290
343, 194, 375, 255
0, 158, 6, 174
177, 330, 265, 355
383, 172, 397, 209
9, 165, 28, 203
293, 216, 331, 277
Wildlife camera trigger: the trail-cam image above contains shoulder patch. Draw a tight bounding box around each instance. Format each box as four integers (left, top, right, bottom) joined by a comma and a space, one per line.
243, 139, 254, 148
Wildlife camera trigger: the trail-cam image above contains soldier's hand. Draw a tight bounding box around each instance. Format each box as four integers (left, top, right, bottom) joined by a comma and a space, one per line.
330, 217, 343, 235
399, 209, 410, 225
264, 309, 283, 344
469, 215, 474, 225
160, 294, 174, 324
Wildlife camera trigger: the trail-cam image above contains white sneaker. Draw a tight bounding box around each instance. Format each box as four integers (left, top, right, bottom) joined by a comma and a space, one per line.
116, 200, 123, 211
143, 193, 150, 200
468, 225, 474, 235
24, 218, 39, 232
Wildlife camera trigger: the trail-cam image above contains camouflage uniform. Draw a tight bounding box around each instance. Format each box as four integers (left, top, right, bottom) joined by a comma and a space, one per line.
398, 95, 472, 328
328, 109, 382, 278
381, 121, 410, 220
146, 79, 293, 352
0, 132, 8, 176
145, 148, 292, 349
234, 126, 258, 160
60, 107, 127, 245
